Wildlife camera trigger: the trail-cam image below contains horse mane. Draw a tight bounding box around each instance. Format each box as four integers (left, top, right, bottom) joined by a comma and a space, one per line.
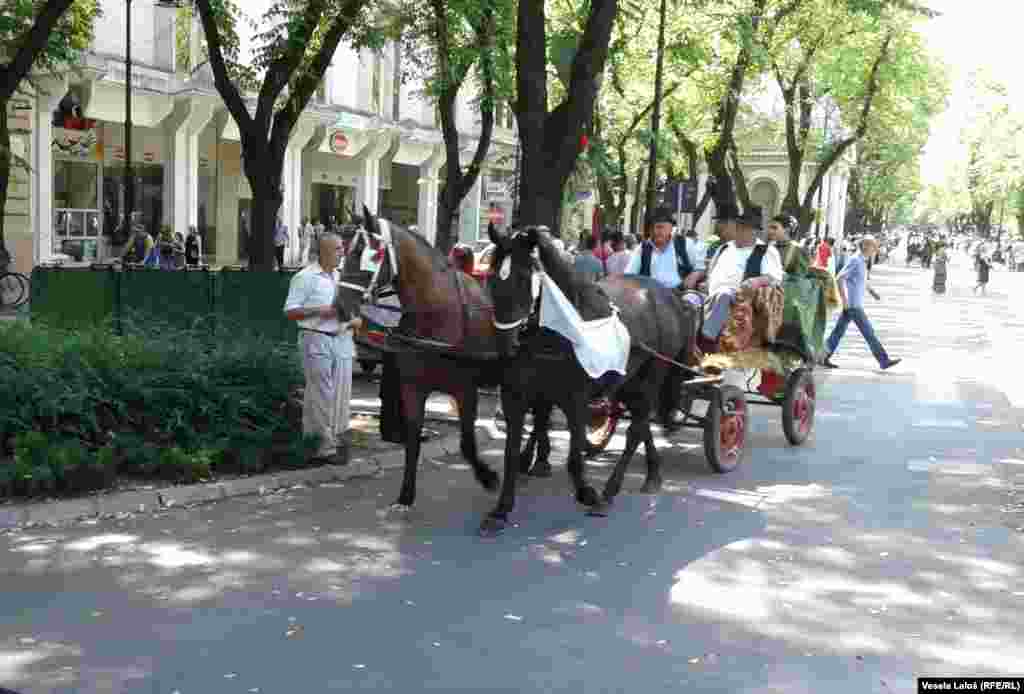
534, 233, 612, 321
386, 221, 453, 275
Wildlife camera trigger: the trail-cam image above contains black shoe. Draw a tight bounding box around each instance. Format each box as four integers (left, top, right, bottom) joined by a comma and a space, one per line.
822, 356, 839, 369
880, 358, 902, 371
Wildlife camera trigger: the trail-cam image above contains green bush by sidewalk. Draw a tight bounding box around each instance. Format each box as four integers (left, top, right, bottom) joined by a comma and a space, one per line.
0, 317, 321, 499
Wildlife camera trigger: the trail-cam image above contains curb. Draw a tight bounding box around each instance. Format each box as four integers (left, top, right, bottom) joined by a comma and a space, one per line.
0, 428, 495, 530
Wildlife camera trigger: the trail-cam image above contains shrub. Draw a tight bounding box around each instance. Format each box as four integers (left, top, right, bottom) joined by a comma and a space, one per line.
0, 318, 317, 498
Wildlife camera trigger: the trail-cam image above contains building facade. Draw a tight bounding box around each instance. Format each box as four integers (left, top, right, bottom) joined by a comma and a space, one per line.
2, 3, 517, 275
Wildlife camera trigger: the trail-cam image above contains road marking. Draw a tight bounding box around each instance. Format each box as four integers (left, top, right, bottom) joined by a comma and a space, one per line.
911, 419, 969, 429
907, 459, 994, 475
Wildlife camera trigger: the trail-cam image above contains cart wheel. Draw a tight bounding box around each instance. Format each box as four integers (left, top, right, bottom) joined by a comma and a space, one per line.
704, 385, 748, 473
782, 368, 815, 445
359, 360, 378, 375
584, 401, 619, 457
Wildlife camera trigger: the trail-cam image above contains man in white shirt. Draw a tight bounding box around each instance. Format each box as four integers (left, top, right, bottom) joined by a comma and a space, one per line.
284, 233, 363, 463
701, 207, 784, 343
623, 206, 702, 289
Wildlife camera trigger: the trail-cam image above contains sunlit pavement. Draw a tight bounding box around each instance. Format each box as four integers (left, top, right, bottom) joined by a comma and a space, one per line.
2, 260, 1023, 693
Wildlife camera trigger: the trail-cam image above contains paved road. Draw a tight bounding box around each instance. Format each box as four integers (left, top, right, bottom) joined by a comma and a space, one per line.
2, 260, 1023, 694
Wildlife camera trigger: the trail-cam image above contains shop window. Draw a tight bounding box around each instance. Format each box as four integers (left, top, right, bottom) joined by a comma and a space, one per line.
102, 164, 165, 242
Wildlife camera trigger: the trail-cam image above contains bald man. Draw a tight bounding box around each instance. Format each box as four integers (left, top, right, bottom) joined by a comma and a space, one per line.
284, 233, 363, 463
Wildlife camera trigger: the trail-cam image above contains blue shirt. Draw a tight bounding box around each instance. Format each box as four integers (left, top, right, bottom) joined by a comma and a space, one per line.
622, 240, 683, 289
837, 251, 867, 308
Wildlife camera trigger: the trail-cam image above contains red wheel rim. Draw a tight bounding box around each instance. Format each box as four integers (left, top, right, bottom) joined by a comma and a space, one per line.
793, 379, 815, 437
719, 399, 746, 463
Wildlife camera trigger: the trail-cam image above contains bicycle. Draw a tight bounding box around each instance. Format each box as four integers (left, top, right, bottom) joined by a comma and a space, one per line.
0, 258, 29, 310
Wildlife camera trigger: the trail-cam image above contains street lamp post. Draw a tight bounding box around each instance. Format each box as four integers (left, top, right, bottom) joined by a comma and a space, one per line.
124, 0, 135, 232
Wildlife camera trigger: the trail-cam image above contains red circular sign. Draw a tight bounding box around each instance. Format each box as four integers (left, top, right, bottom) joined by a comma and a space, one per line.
330, 132, 349, 154
488, 207, 505, 224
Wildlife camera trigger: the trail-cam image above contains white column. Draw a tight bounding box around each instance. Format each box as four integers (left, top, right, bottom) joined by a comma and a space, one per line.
32, 77, 68, 266
355, 130, 394, 216
185, 100, 215, 232
417, 144, 444, 244
165, 100, 191, 238
462, 173, 482, 244
284, 120, 318, 264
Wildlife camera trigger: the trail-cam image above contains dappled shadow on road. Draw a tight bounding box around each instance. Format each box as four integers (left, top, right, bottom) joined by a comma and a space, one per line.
3, 367, 1024, 691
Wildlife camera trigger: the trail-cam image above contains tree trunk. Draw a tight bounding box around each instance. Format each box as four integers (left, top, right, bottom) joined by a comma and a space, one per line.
514, 0, 618, 233
630, 166, 645, 237
729, 142, 751, 212
243, 142, 285, 270
0, 100, 11, 265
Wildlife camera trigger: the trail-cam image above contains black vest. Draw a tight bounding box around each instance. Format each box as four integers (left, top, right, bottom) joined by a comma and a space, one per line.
709, 242, 769, 280
639, 235, 693, 281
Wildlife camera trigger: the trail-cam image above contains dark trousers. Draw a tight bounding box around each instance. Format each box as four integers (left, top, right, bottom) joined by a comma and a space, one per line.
275, 245, 285, 269
826, 307, 890, 367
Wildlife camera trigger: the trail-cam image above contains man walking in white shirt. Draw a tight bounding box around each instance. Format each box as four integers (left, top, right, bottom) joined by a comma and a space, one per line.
284, 233, 363, 463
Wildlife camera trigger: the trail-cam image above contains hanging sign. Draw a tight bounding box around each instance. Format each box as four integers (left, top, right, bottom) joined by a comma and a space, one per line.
330, 131, 350, 154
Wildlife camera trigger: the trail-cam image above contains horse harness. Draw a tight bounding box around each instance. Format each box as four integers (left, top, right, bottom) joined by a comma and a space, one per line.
339, 224, 498, 360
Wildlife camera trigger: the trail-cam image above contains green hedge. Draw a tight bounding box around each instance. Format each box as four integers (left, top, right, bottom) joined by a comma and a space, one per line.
0, 318, 320, 499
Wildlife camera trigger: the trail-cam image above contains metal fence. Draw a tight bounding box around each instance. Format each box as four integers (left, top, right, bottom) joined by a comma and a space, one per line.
29, 265, 301, 342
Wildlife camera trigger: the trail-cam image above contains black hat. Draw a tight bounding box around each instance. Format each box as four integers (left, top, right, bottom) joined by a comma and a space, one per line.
648, 206, 675, 225
712, 200, 741, 221
736, 205, 763, 229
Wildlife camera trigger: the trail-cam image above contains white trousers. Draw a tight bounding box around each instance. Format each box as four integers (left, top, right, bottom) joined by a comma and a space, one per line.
300, 332, 352, 457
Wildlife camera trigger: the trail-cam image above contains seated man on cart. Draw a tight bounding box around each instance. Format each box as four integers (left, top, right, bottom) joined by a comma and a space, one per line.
700, 206, 784, 353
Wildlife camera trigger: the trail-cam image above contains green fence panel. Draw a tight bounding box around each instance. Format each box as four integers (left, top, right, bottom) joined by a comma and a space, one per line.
29, 267, 117, 329
216, 270, 298, 344
120, 268, 215, 332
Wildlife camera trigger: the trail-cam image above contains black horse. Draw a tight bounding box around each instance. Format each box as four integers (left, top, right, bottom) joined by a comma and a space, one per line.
482, 225, 700, 535
334, 210, 559, 512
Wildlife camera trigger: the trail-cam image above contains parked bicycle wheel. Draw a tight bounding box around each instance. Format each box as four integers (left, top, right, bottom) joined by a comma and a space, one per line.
0, 272, 29, 309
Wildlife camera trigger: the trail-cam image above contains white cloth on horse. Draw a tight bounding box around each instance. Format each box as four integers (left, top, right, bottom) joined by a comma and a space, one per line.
538, 273, 630, 380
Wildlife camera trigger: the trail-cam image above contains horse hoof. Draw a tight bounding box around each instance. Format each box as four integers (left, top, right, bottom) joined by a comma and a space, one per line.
586, 499, 610, 517
479, 516, 508, 537
388, 503, 412, 515
640, 478, 663, 494
528, 463, 553, 478
476, 468, 501, 493
576, 486, 600, 508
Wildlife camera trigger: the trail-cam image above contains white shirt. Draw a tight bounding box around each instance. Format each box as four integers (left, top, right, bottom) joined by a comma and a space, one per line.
707, 241, 783, 297
685, 237, 708, 271
283, 263, 354, 357
623, 240, 683, 289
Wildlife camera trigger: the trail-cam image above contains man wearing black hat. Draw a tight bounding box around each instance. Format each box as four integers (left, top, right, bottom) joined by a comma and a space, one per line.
701, 205, 783, 346
623, 206, 702, 289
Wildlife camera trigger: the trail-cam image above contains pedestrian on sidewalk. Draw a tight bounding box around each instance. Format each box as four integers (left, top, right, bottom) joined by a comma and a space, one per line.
284, 233, 363, 464
274, 216, 289, 270
932, 244, 948, 294
974, 253, 991, 295
822, 236, 901, 371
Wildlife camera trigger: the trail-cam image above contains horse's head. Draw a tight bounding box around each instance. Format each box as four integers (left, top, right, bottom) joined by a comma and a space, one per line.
486, 223, 545, 358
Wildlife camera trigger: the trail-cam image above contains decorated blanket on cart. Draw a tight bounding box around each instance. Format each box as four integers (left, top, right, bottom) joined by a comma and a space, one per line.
703, 267, 838, 367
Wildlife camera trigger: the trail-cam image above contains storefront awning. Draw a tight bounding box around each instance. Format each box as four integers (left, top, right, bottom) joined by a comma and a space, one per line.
393, 139, 436, 167
86, 82, 174, 128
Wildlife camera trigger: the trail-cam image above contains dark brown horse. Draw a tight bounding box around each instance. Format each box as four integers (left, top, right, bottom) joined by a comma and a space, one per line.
335, 210, 556, 511
482, 225, 700, 534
